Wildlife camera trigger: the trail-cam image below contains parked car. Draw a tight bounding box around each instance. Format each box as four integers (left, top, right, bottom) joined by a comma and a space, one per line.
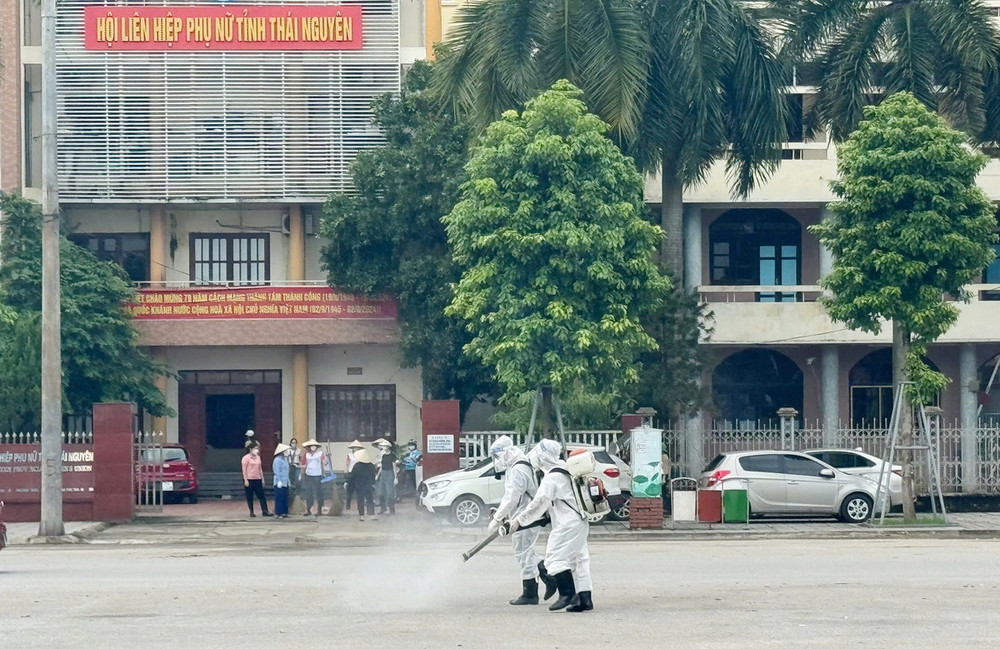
699, 450, 878, 523
804, 448, 903, 511
419, 443, 631, 526
137, 444, 199, 504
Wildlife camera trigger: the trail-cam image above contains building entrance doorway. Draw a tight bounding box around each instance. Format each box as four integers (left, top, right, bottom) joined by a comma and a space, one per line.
205, 394, 255, 471
178, 369, 282, 472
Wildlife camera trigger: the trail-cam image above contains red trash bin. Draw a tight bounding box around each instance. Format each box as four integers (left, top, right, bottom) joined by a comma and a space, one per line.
697, 489, 722, 523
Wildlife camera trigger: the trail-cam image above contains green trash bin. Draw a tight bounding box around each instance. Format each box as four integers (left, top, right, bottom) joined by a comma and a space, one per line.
722, 488, 748, 523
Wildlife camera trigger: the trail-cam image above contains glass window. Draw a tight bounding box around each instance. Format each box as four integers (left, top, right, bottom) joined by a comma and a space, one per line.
709, 210, 801, 301
68, 233, 151, 283
24, 64, 42, 188
739, 454, 783, 474
811, 451, 867, 469
982, 243, 1000, 301
783, 454, 825, 477
316, 384, 396, 443
190, 234, 269, 286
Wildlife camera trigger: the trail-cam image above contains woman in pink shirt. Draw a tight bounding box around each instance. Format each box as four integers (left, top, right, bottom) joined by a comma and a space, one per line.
241, 446, 272, 518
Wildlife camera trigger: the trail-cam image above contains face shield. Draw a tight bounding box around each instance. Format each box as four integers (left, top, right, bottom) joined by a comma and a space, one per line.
532, 439, 563, 472
489, 435, 515, 472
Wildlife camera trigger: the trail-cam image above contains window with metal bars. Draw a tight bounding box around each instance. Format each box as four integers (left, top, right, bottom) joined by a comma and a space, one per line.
315, 384, 396, 443
190, 233, 269, 286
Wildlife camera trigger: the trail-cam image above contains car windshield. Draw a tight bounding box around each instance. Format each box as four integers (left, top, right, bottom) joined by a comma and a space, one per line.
141, 448, 187, 463
465, 457, 493, 472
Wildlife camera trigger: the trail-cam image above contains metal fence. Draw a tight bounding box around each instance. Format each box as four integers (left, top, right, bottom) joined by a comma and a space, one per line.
133, 432, 164, 512
0, 431, 93, 444
464, 421, 1000, 495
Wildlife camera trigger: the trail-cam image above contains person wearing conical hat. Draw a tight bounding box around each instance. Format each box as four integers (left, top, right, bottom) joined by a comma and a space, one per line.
301, 439, 327, 516
272, 443, 292, 518
344, 439, 365, 510
347, 448, 377, 521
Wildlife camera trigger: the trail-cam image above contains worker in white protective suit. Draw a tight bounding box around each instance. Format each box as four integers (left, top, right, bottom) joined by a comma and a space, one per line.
487, 436, 558, 606
499, 439, 593, 612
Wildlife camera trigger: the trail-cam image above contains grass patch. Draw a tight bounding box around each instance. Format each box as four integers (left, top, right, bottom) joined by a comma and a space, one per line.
873, 515, 950, 527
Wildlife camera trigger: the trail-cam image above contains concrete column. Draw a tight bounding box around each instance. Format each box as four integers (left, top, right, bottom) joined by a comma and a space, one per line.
959, 344, 979, 492
287, 205, 305, 282
818, 205, 835, 281
293, 347, 309, 444
682, 205, 702, 291
683, 412, 703, 477
425, 0, 442, 60
150, 347, 168, 439
821, 346, 839, 446
149, 205, 166, 284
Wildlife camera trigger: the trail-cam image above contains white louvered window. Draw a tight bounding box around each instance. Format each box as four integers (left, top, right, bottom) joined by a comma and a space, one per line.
191, 234, 268, 286
56, 0, 400, 203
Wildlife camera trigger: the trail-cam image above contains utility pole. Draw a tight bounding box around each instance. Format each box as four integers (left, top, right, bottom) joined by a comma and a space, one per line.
38, 0, 63, 537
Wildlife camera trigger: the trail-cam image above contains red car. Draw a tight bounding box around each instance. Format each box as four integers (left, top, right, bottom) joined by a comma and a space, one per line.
137, 444, 199, 504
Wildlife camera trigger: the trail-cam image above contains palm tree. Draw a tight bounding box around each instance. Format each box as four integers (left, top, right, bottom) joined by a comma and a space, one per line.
433, 0, 788, 283
774, 0, 1000, 143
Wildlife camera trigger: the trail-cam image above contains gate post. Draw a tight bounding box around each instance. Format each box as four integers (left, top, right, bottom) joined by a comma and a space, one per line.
778, 407, 799, 451
92, 403, 136, 521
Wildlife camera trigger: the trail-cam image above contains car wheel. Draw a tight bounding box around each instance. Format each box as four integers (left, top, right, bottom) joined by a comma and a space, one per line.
840, 493, 873, 523
608, 494, 631, 521
188, 494, 199, 504
451, 495, 486, 526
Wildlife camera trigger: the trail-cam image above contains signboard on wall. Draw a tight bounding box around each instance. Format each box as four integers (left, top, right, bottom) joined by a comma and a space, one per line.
0, 445, 96, 503
426, 434, 455, 454
127, 287, 397, 320
84, 5, 364, 51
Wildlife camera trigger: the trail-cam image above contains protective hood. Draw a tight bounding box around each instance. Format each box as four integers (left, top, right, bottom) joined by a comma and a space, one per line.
531, 439, 565, 473
489, 435, 515, 472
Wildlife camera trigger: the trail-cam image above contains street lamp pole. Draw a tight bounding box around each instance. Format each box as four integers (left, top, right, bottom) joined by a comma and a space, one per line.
38, 0, 63, 537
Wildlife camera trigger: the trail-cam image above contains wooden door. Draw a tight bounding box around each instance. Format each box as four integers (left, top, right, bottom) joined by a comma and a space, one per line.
178, 383, 207, 471
254, 384, 282, 471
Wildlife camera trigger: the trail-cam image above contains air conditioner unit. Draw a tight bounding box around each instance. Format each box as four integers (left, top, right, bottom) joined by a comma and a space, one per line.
281, 213, 316, 236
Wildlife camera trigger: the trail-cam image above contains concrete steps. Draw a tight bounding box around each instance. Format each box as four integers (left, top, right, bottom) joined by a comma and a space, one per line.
198, 472, 273, 499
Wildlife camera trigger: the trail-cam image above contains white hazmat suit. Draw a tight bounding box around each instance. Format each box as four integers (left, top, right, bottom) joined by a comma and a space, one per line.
512, 439, 593, 611
488, 437, 542, 581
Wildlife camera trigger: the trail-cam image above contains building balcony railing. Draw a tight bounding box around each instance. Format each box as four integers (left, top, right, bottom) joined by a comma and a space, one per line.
700, 284, 1000, 345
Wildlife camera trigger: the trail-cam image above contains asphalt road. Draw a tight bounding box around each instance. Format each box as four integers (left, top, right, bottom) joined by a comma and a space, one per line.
2, 533, 998, 648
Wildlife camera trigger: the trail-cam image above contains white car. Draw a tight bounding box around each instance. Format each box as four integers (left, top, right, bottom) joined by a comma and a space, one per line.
804, 448, 903, 510
419, 444, 632, 526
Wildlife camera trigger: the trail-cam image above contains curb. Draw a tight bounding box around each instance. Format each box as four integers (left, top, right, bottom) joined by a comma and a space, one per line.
25, 521, 115, 545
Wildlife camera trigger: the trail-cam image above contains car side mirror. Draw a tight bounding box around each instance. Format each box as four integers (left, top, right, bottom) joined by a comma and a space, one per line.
819, 468, 835, 479
494, 472, 504, 480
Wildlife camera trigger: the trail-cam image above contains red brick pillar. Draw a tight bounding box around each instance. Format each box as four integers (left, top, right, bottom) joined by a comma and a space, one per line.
92, 403, 136, 521
421, 400, 460, 480
630, 498, 664, 530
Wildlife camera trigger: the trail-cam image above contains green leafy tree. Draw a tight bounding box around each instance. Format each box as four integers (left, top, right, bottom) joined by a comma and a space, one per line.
319, 61, 495, 412
435, 0, 787, 280
434, 0, 786, 419
444, 81, 670, 434
0, 192, 171, 431
775, 0, 1000, 142
810, 93, 996, 518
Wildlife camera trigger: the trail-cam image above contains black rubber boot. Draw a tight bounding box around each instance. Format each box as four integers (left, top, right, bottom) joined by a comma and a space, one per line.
548, 571, 576, 611
566, 591, 593, 612
509, 579, 538, 605
538, 561, 557, 601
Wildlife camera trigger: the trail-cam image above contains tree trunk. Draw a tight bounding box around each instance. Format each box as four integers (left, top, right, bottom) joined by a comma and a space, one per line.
660, 159, 685, 282
540, 385, 553, 440
893, 321, 917, 520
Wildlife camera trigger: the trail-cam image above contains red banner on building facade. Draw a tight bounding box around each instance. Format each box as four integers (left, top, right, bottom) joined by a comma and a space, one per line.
84, 5, 364, 51
0, 445, 96, 503
127, 287, 397, 320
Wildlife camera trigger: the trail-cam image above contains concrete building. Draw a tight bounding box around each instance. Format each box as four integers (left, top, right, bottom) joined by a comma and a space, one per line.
1, 0, 434, 471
